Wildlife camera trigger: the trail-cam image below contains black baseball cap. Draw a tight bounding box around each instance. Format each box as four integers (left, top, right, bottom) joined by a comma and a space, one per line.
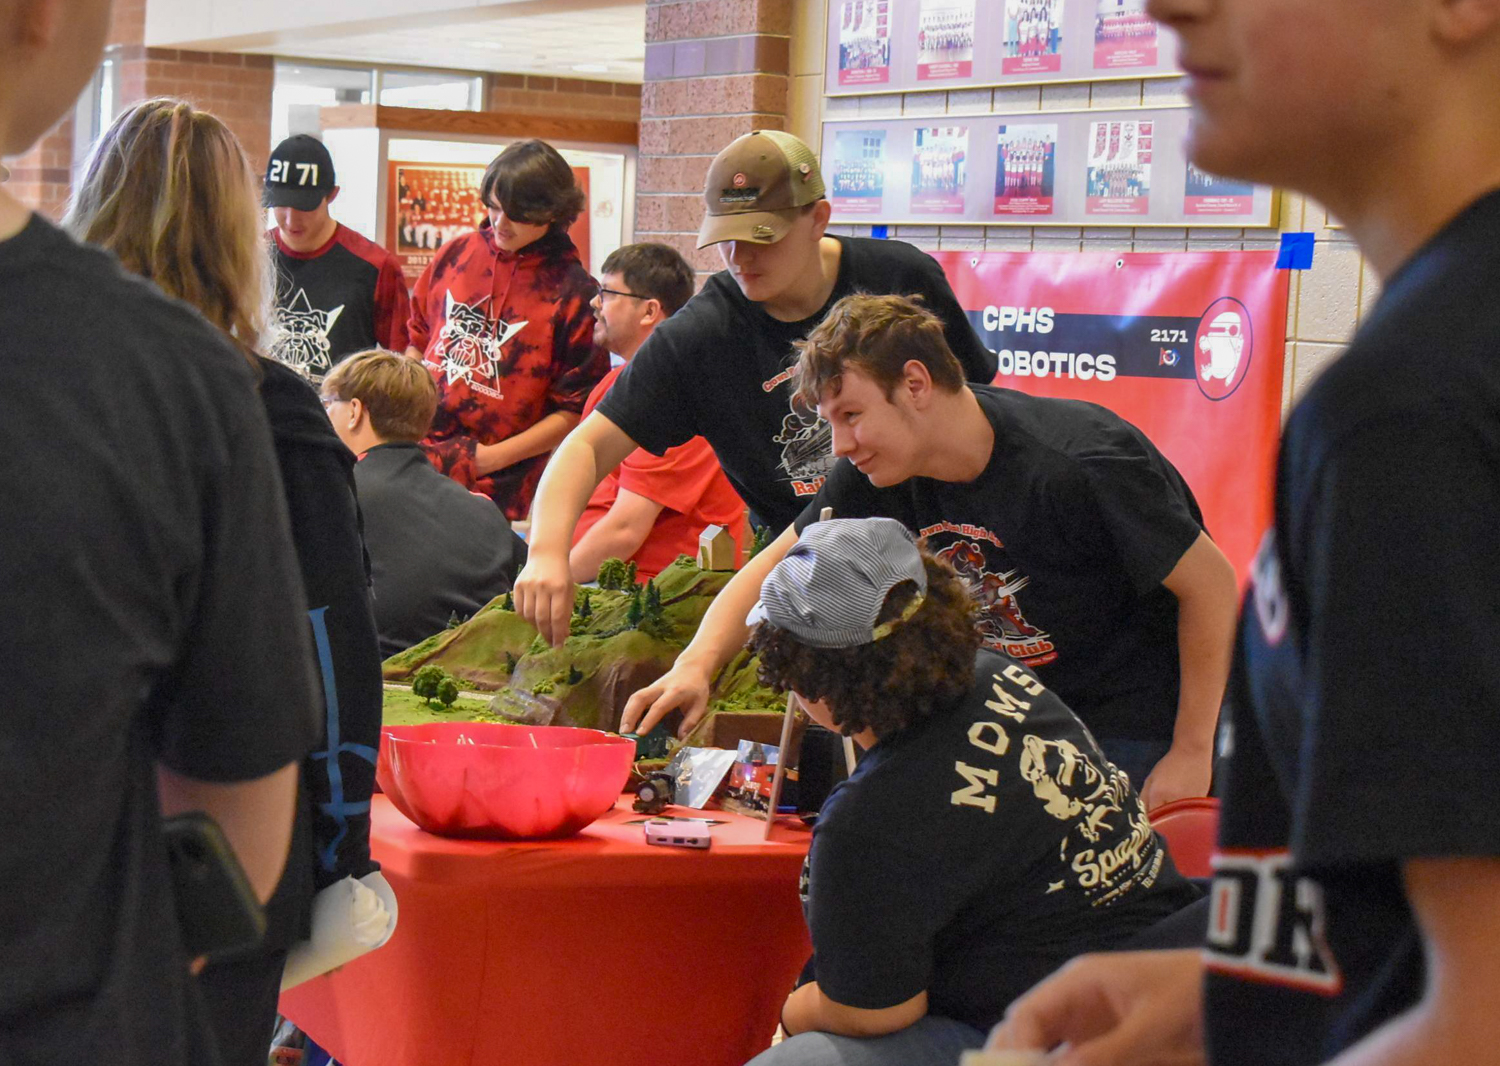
264, 135, 336, 210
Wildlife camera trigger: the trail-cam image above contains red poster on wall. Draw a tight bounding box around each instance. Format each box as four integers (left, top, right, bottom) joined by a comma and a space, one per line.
932, 250, 1289, 585
386, 162, 591, 284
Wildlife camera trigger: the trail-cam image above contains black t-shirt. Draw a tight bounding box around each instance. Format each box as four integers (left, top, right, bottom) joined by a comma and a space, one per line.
1204, 190, 1500, 1065
0, 216, 320, 1066
596, 236, 997, 530
805, 650, 1195, 1032
800, 385, 1205, 743
354, 441, 522, 657
268, 224, 410, 382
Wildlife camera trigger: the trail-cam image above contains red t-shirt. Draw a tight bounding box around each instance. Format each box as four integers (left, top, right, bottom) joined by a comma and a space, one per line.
574, 365, 746, 579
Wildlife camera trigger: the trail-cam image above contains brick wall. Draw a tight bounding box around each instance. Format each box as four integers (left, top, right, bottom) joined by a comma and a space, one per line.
3, 120, 75, 221
635, 0, 793, 280
487, 75, 641, 125
114, 47, 275, 173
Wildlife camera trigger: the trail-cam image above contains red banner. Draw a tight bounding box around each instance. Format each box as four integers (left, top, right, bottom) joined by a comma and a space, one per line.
932, 250, 1289, 585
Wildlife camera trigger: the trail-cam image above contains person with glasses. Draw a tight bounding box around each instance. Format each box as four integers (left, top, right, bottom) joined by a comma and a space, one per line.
570, 243, 746, 582
404, 139, 608, 520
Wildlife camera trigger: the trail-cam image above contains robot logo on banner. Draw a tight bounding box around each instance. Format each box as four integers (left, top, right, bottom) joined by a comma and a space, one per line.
1194, 297, 1253, 401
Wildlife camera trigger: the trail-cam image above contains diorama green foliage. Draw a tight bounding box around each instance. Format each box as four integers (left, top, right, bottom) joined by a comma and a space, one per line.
412, 664, 460, 708
597, 557, 629, 590
748, 524, 773, 560
532, 678, 556, 696
566, 666, 584, 686
625, 588, 644, 628
500, 591, 515, 611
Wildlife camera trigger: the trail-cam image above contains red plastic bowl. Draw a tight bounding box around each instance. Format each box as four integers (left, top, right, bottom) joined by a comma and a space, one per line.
376, 723, 635, 840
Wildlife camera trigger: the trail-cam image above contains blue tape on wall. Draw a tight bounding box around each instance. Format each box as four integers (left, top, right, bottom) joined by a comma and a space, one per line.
871, 225, 889, 240
1276, 232, 1315, 270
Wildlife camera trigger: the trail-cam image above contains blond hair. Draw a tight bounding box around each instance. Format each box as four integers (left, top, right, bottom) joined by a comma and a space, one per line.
322, 349, 438, 442
64, 98, 270, 361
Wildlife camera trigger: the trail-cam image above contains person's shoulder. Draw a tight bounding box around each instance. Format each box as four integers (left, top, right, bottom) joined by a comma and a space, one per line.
255, 355, 345, 452
840, 234, 940, 277
334, 223, 403, 271
976, 384, 1152, 461
14, 218, 258, 400
634, 277, 742, 356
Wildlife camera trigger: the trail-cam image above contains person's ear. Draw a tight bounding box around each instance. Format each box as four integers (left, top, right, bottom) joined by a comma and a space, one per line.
1433, 0, 1500, 44
347, 397, 367, 431
640, 297, 665, 328
901, 359, 935, 408
810, 199, 832, 239
325, 186, 341, 207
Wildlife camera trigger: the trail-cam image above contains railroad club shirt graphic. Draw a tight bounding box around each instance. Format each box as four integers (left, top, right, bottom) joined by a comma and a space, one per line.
267, 289, 344, 380
431, 291, 528, 399
763, 365, 835, 497
926, 524, 1058, 665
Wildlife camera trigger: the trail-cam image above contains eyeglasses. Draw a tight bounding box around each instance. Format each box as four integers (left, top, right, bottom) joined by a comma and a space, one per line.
596, 287, 647, 301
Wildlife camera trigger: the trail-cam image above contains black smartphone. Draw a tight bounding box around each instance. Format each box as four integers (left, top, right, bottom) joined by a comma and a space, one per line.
162, 811, 267, 961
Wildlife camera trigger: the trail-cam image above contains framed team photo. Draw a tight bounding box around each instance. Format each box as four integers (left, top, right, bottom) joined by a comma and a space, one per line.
916, 0, 977, 81
1085, 119, 1152, 216
1184, 160, 1257, 216
838, 0, 892, 86
831, 129, 889, 214
1093, 0, 1158, 69
1004, 0, 1064, 76
386, 162, 487, 282
994, 124, 1058, 216
911, 126, 970, 214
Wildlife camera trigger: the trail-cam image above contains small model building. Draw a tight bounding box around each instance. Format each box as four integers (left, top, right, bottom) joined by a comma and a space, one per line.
697, 525, 736, 571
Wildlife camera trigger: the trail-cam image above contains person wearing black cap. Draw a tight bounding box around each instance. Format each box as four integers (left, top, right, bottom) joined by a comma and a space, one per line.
265, 134, 410, 382
742, 518, 1194, 1066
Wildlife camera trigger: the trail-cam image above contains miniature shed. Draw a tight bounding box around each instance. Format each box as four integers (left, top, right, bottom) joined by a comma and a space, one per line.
697, 524, 737, 571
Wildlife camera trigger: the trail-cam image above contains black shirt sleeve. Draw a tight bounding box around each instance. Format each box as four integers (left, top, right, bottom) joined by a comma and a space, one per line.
595, 320, 701, 457
908, 249, 997, 384
807, 827, 938, 1009
153, 413, 320, 783
1289, 408, 1500, 867
1078, 453, 1205, 596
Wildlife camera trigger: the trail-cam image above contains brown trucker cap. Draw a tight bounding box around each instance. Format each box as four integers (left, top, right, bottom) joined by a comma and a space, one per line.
697, 130, 827, 249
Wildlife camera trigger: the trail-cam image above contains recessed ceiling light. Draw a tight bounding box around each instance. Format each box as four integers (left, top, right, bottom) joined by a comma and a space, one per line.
571, 63, 609, 73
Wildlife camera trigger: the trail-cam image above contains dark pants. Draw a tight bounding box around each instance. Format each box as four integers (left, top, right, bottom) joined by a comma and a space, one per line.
198, 947, 288, 1066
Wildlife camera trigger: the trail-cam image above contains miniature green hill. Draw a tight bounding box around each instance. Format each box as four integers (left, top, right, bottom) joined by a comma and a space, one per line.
382, 556, 785, 736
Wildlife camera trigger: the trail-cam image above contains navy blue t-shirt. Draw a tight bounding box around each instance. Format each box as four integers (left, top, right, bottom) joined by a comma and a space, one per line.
804, 649, 1196, 1032
1204, 189, 1500, 1064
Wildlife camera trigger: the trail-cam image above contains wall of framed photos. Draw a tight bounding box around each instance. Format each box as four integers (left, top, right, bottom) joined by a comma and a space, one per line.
821, 106, 1279, 229
826, 0, 1179, 95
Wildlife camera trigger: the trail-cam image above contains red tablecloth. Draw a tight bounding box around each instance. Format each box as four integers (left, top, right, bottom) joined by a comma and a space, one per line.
280, 795, 813, 1066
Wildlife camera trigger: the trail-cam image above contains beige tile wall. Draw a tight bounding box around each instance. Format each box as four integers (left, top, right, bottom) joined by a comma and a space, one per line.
788, 0, 1373, 415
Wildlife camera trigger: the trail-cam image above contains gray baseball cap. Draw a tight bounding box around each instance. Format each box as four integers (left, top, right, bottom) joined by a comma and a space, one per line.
746, 518, 928, 648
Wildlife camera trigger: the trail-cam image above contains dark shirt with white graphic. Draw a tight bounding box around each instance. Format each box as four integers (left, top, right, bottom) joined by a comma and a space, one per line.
269, 224, 410, 381
800, 385, 1204, 746
1205, 189, 1500, 1066
804, 650, 1195, 1032
0, 216, 319, 1066
596, 236, 997, 530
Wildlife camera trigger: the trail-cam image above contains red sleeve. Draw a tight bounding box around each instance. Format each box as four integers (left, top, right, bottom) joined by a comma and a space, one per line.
407, 258, 435, 354
545, 277, 609, 415
617, 437, 728, 517
374, 257, 411, 353
419, 438, 479, 489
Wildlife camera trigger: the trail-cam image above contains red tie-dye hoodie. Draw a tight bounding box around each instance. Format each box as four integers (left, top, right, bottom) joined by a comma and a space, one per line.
408, 223, 607, 519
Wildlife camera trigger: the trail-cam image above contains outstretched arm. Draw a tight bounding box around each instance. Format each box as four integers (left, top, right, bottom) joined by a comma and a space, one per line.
515, 411, 639, 644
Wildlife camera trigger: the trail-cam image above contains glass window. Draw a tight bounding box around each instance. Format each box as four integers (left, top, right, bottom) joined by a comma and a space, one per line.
379, 70, 483, 112
272, 62, 374, 146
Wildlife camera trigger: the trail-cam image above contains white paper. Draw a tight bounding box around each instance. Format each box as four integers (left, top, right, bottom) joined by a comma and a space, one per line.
280, 870, 398, 992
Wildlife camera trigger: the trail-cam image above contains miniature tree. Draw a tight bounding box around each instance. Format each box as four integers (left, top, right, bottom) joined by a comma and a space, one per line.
436, 676, 459, 707
625, 587, 644, 628
748, 524, 773, 561
566, 666, 584, 686
597, 558, 628, 590
576, 590, 592, 619
645, 579, 661, 615
500, 591, 515, 611
446, 610, 463, 629
624, 560, 638, 589
412, 664, 450, 706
